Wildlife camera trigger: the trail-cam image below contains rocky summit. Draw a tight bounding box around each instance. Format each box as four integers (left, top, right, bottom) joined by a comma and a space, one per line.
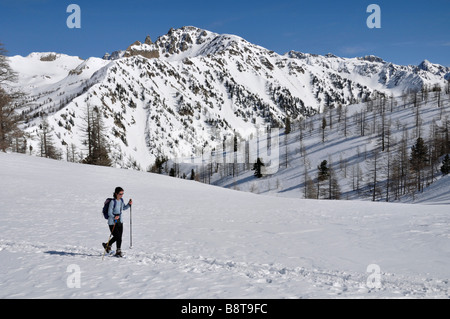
8, 26, 450, 169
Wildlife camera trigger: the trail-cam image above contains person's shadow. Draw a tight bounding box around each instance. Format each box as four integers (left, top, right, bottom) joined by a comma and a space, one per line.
44, 250, 100, 257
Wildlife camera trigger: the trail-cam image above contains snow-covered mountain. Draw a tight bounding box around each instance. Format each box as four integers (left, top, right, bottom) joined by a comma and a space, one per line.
8, 26, 450, 170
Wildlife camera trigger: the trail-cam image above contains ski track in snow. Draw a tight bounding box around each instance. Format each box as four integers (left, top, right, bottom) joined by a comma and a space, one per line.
1, 239, 448, 299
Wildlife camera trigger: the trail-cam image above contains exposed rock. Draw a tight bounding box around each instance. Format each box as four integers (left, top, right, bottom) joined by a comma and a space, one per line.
358, 55, 385, 63
145, 35, 153, 45
124, 39, 160, 59
40, 53, 58, 62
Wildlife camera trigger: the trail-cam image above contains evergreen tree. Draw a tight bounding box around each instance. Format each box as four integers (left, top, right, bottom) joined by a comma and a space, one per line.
150, 155, 168, 174
317, 160, 329, 199
317, 160, 329, 182
441, 154, 450, 175
253, 157, 265, 178
410, 137, 429, 192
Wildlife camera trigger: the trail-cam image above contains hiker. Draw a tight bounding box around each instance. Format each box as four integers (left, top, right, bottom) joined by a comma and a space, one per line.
103, 187, 132, 257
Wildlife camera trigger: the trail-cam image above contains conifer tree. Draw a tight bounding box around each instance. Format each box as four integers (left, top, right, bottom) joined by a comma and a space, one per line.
150, 155, 168, 174
410, 137, 429, 192
317, 160, 329, 199
440, 154, 450, 176
317, 160, 329, 182
253, 157, 265, 178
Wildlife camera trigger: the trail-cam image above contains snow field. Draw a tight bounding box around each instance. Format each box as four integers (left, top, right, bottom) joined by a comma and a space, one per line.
1, 152, 449, 298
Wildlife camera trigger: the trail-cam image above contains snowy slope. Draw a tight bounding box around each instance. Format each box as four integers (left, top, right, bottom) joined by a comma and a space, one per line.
8, 52, 85, 88
7, 52, 109, 96
401, 174, 450, 205
8, 26, 450, 171
0, 152, 449, 298
212, 86, 450, 203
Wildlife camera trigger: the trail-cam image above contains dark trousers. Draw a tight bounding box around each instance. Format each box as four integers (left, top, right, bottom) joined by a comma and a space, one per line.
108, 222, 123, 250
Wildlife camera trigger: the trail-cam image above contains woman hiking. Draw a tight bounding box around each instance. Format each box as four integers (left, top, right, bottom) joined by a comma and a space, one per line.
102, 187, 132, 257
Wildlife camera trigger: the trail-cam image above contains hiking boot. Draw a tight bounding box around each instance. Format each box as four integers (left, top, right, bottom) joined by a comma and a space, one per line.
102, 242, 111, 253
115, 249, 123, 257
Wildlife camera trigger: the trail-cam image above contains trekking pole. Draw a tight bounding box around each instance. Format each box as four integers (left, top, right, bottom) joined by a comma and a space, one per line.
102, 221, 117, 261
129, 202, 133, 249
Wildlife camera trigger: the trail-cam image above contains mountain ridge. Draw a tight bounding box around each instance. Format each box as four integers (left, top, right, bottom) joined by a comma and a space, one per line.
7, 26, 450, 170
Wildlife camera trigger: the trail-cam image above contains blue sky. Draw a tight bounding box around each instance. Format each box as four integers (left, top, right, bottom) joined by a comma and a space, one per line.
1, 0, 449, 66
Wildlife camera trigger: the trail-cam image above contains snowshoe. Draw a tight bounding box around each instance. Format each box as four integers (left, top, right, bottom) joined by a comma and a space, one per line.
102, 242, 111, 253
114, 249, 123, 258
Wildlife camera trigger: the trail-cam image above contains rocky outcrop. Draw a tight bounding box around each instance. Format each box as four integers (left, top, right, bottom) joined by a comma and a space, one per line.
124, 40, 160, 59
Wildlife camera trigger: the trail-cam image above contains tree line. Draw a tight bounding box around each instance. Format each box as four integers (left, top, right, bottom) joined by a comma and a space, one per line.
176, 84, 450, 201
297, 86, 450, 201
